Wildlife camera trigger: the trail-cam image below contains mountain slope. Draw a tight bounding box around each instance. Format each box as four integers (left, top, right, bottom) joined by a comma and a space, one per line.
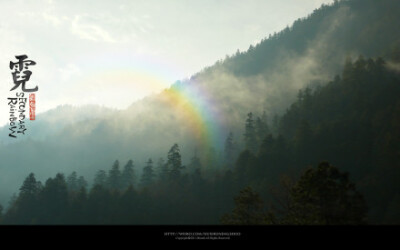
1, 0, 400, 205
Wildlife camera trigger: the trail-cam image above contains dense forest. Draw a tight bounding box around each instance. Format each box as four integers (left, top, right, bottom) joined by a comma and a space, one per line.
1, 56, 399, 224
0, 0, 399, 225
1, 0, 400, 207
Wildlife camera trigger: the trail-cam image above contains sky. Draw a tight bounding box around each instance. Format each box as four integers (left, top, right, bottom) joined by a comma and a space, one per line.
0, 0, 333, 124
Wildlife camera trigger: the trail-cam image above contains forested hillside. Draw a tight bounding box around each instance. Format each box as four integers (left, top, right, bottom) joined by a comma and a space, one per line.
0, 0, 399, 224
2, 56, 399, 224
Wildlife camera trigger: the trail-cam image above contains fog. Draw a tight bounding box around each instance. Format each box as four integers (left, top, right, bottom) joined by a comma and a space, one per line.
0, 0, 398, 208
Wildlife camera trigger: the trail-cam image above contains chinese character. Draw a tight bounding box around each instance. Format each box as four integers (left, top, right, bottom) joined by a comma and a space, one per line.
9, 55, 38, 92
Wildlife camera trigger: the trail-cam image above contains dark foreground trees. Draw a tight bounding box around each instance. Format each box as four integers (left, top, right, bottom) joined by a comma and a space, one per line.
283, 162, 367, 224
222, 162, 367, 225
220, 186, 274, 225
1, 56, 398, 224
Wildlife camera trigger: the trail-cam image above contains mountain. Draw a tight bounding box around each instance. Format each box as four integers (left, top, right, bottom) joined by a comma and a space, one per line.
3, 55, 399, 225
0, 0, 399, 207
0, 104, 114, 144
234, 56, 400, 223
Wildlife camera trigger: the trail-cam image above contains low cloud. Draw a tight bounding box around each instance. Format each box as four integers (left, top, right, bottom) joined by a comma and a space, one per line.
71, 15, 117, 43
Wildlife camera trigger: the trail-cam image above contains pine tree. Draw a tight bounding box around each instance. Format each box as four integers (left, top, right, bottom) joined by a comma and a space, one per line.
192, 168, 203, 185
67, 171, 78, 191
224, 132, 235, 168
244, 112, 257, 152
188, 152, 202, 171
255, 111, 270, 146
121, 160, 135, 189
190, 158, 205, 188
157, 157, 168, 181
77, 176, 88, 190
39, 173, 69, 224
68, 186, 87, 224
5, 174, 41, 224
221, 186, 271, 225
108, 160, 122, 190
294, 119, 313, 164
284, 162, 368, 225
205, 146, 218, 170
141, 158, 155, 187
94, 170, 107, 187
261, 110, 268, 124
272, 113, 280, 134
167, 143, 184, 180
343, 56, 354, 81
8, 193, 18, 209
0, 204, 3, 224
19, 173, 40, 197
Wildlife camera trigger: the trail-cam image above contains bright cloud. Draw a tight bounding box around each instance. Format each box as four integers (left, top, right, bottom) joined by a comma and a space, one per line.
0, 0, 334, 124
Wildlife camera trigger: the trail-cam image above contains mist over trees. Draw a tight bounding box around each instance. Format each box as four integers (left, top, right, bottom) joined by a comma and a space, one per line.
2, 55, 400, 224
0, 0, 400, 224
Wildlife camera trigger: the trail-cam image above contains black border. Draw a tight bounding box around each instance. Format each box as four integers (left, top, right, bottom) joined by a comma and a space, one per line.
0, 225, 398, 242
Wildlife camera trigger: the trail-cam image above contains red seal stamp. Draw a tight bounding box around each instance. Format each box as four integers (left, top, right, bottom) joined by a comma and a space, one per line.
29, 93, 35, 120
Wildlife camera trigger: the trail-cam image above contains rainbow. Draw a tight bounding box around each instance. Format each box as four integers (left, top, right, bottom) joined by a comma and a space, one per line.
162, 80, 225, 151
69, 51, 226, 151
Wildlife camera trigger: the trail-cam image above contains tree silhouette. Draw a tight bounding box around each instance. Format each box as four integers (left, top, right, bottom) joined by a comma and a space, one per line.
121, 160, 135, 189
244, 112, 257, 152
108, 160, 122, 190
157, 157, 168, 181
0, 205, 3, 224
255, 111, 270, 146
188, 151, 202, 171
39, 173, 69, 224
19, 173, 40, 196
284, 162, 368, 225
94, 170, 107, 187
141, 158, 155, 187
67, 171, 78, 191
77, 176, 88, 190
224, 131, 236, 168
167, 143, 184, 180
221, 186, 272, 225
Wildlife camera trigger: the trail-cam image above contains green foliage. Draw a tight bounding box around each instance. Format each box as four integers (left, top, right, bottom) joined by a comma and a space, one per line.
157, 157, 168, 181
94, 170, 107, 187
225, 162, 367, 225
77, 176, 88, 190
167, 143, 184, 180
224, 132, 236, 168
67, 172, 87, 192
121, 160, 136, 189
2, 56, 398, 225
283, 162, 367, 225
255, 111, 270, 146
19, 173, 41, 197
67, 172, 78, 191
221, 186, 274, 225
243, 112, 257, 152
108, 160, 122, 190
140, 158, 155, 187
0, 204, 3, 223
3, 173, 42, 224
234, 150, 256, 185
39, 173, 69, 224
1, 0, 400, 215
278, 56, 400, 222
188, 153, 202, 171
